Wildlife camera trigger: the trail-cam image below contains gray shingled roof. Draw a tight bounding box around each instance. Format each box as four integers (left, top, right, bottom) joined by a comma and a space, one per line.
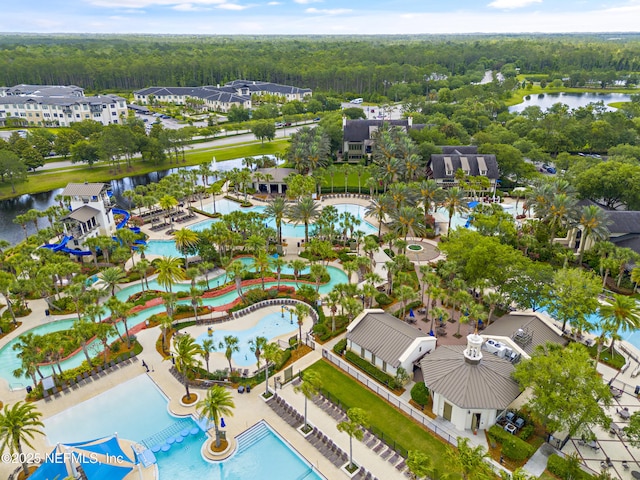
225, 80, 312, 95
347, 312, 427, 368
481, 314, 567, 355
441, 146, 479, 155
343, 119, 412, 143
420, 345, 521, 409
67, 205, 100, 223
6, 95, 123, 108
430, 153, 500, 180
61, 183, 107, 197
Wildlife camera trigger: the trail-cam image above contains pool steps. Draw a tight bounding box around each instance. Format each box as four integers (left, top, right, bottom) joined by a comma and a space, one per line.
235, 423, 271, 453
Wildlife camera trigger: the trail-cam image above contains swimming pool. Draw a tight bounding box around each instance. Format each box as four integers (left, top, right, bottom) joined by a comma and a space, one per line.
433, 204, 516, 231
0, 266, 347, 386
195, 311, 299, 367
195, 199, 379, 238
42, 374, 323, 480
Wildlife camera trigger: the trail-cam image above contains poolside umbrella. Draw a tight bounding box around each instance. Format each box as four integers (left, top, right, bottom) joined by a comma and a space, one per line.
467, 201, 479, 209
221, 418, 226, 428
409, 309, 415, 318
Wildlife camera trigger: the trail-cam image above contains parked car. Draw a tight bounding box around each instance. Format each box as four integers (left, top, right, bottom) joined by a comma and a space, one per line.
275, 122, 284, 127
546, 166, 557, 174
285, 122, 292, 126
313, 117, 321, 122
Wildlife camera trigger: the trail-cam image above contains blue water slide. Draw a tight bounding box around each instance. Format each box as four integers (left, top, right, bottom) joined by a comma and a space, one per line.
112, 208, 131, 230
41, 236, 92, 256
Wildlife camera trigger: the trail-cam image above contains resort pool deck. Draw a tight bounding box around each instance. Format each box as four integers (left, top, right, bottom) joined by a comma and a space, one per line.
41, 374, 324, 480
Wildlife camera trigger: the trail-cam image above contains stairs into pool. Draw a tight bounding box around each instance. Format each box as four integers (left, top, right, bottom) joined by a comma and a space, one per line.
235, 422, 271, 453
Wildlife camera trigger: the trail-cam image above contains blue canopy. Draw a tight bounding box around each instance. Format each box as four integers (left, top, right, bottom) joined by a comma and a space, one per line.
81, 458, 132, 480
28, 446, 70, 480
467, 201, 480, 208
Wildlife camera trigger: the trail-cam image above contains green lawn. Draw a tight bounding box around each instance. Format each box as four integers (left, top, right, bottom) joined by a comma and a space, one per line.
0, 139, 288, 200
305, 360, 459, 473
321, 170, 372, 193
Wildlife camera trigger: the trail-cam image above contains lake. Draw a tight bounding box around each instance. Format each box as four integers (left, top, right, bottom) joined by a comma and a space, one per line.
0, 156, 272, 245
508, 92, 634, 113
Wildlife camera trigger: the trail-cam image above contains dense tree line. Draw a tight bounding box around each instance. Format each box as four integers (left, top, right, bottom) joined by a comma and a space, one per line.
3, 34, 640, 95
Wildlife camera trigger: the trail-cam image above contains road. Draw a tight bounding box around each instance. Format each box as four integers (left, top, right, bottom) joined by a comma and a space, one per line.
35, 122, 310, 172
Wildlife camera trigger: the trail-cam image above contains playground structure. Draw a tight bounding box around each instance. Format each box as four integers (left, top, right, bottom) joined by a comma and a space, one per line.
42, 206, 146, 257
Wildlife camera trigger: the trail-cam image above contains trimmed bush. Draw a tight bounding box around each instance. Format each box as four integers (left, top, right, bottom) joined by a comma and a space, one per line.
410, 382, 430, 407
333, 338, 347, 356
488, 425, 535, 461
519, 424, 534, 441
345, 350, 397, 388
375, 292, 392, 306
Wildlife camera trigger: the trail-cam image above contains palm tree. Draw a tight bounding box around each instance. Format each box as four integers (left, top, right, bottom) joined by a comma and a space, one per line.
265, 196, 287, 245
632, 266, 640, 293
174, 228, 199, 268
294, 370, 322, 430
599, 294, 640, 357
365, 194, 393, 239
94, 322, 117, 367
417, 179, 443, 222
155, 256, 186, 292
262, 342, 282, 395
249, 336, 268, 369
133, 258, 151, 293
0, 401, 45, 479
546, 193, 578, 245
12, 333, 45, 388
288, 197, 320, 243
196, 385, 235, 448
226, 260, 247, 302
0, 271, 17, 324
100, 266, 126, 297
396, 285, 417, 320
442, 187, 469, 237
390, 205, 426, 242
70, 318, 97, 366
106, 297, 135, 348
171, 333, 202, 401
337, 407, 369, 472
294, 303, 309, 346
190, 286, 203, 321
201, 338, 216, 373
158, 194, 178, 230
271, 256, 286, 288
219, 335, 240, 373
576, 205, 611, 265
287, 259, 308, 287
309, 263, 327, 293
253, 252, 271, 291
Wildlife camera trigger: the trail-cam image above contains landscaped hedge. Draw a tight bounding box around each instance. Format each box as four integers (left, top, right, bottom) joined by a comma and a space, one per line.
375, 292, 392, 306
410, 382, 430, 407
547, 454, 593, 480
333, 338, 347, 355
488, 425, 535, 461
345, 350, 396, 388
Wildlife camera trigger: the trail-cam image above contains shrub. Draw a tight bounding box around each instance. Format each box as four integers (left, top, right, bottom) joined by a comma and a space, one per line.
345, 350, 397, 388
519, 424, 534, 441
375, 292, 392, 306
333, 338, 347, 356
313, 323, 328, 338
410, 382, 430, 406
275, 349, 292, 370
547, 454, 592, 480
176, 291, 189, 299
488, 425, 535, 461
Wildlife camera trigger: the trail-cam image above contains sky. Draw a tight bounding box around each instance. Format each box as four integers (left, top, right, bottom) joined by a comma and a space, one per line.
3, 0, 640, 35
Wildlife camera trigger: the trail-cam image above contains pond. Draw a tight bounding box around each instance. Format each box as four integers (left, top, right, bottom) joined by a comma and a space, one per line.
508, 92, 634, 113
0, 156, 277, 246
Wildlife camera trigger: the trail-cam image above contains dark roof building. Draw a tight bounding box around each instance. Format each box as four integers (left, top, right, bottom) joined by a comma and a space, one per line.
429, 146, 499, 191
481, 313, 567, 356
341, 118, 425, 162
561, 199, 640, 256
420, 332, 521, 431
346, 309, 436, 375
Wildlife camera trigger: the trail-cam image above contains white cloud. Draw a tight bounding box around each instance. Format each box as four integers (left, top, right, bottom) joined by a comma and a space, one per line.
172, 3, 211, 10
487, 0, 542, 9
267, 1, 281, 4
87, 0, 225, 8
294, 0, 321, 4
217, 2, 250, 9
305, 7, 351, 14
